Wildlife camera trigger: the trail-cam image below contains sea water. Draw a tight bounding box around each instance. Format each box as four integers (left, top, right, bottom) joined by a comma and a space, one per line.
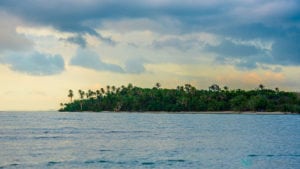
0, 112, 299, 169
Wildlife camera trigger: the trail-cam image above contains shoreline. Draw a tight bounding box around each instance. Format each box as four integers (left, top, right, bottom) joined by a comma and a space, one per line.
1, 111, 298, 115
76, 111, 298, 115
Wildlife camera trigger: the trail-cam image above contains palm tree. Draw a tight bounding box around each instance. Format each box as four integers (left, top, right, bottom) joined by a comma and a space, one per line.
121, 85, 125, 90
96, 90, 101, 99
190, 86, 196, 96
127, 83, 133, 90
87, 89, 95, 99
184, 84, 192, 93
209, 84, 220, 92
68, 89, 74, 102
116, 87, 121, 93
106, 85, 111, 94
112, 86, 116, 93
60, 103, 64, 109
178, 86, 184, 92
101, 88, 105, 95
259, 84, 265, 90
78, 90, 85, 111
78, 90, 85, 99
155, 82, 161, 89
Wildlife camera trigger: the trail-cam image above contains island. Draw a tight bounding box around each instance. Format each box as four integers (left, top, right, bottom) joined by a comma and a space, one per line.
59, 83, 300, 114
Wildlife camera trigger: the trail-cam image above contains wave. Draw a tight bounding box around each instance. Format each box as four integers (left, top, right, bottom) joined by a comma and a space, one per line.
104, 130, 149, 134
47, 161, 62, 166
0, 163, 19, 168
141, 162, 155, 165
84, 160, 110, 164
0, 159, 188, 168
34, 136, 65, 139
248, 154, 300, 157
99, 149, 113, 152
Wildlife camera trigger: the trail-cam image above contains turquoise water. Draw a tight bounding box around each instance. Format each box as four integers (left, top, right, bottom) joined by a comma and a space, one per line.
0, 112, 299, 169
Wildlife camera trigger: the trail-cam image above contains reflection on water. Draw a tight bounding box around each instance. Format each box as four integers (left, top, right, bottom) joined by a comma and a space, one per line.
0, 112, 299, 168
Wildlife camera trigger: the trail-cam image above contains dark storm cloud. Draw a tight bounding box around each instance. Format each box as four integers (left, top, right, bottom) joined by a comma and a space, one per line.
216, 23, 284, 40
0, 0, 119, 45
0, 1, 263, 33
205, 26, 300, 70
271, 33, 300, 65
0, 1, 298, 35
0, 52, 65, 75
70, 49, 124, 73
205, 39, 274, 70
205, 40, 263, 58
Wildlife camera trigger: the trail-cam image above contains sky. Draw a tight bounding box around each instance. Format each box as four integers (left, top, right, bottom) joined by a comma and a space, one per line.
0, 0, 300, 110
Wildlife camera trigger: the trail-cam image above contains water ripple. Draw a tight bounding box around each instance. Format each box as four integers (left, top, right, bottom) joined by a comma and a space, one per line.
141, 162, 155, 165
248, 154, 300, 157
34, 136, 65, 139
104, 130, 149, 134
167, 159, 186, 162
99, 149, 113, 152
47, 161, 62, 166
84, 160, 110, 164
0, 163, 19, 168
1, 112, 299, 169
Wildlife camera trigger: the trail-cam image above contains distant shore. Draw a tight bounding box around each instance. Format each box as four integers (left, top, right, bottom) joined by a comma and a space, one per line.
0, 111, 298, 115
78, 111, 298, 115
60, 84, 300, 113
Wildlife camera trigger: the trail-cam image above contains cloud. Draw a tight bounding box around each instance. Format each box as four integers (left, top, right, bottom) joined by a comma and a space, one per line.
98, 34, 116, 46
0, 1, 118, 45
61, 35, 87, 48
235, 60, 258, 71
1, 0, 299, 69
124, 58, 146, 74
70, 49, 124, 73
216, 23, 284, 40
1, 1, 297, 33
0, 12, 33, 52
71, 49, 146, 74
205, 34, 300, 70
100, 18, 182, 34
204, 39, 263, 70
1, 1, 298, 39
206, 39, 263, 58
0, 52, 65, 75
271, 33, 300, 65
150, 32, 219, 52
152, 38, 202, 51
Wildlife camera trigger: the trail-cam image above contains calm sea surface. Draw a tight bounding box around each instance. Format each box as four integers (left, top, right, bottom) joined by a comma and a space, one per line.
0, 112, 299, 169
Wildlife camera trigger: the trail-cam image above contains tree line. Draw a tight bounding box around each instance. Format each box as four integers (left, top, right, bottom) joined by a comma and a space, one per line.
59, 83, 300, 113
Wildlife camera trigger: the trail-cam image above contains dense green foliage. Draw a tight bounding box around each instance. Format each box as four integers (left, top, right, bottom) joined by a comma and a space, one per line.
60, 83, 300, 113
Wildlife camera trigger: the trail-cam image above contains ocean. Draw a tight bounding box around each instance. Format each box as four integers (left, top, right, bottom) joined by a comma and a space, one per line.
0, 112, 299, 168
